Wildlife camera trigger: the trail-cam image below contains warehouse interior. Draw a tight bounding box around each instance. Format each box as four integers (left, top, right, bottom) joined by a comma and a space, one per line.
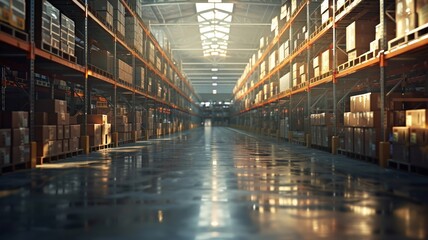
1, 0, 428, 239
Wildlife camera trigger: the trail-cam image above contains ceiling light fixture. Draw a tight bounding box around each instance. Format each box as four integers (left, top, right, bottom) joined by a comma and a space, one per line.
212, 82, 218, 86
212, 76, 218, 79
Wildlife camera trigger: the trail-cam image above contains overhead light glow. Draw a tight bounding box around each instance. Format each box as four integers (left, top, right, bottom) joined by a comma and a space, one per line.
196, 3, 234, 57
212, 76, 218, 79
213, 89, 217, 94
212, 82, 218, 86
211, 68, 218, 72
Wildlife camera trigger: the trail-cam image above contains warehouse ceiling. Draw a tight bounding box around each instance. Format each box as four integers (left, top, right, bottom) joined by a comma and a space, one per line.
140, 0, 282, 102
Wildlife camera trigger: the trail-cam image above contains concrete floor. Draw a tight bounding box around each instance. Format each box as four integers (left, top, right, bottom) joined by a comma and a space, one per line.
1, 127, 428, 239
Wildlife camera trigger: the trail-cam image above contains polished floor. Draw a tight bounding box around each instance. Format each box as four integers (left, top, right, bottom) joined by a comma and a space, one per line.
1, 127, 428, 239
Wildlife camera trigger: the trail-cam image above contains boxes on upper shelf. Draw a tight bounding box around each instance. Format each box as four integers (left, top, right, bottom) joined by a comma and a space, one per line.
346, 20, 376, 59
1, 111, 28, 128
35, 99, 67, 113
395, 0, 417, 37
406, 109, 428, 128
350, 92, 381, 113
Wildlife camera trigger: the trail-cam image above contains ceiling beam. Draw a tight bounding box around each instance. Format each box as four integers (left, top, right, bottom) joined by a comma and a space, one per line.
141, 1, 281, 7
150, 23, 271, 26
172, 48, 257, 51
182, 62, 247, 65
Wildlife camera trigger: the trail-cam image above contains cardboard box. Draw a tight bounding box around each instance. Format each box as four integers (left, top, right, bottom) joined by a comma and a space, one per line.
0, 129, 11, 147
90, 135, 102, 147
78, 114, 108, 124
321, 0, 331, 13
63, 125, 70, 139
35, 99, 67, 113
364, 128, 380, 158
346, 20, 375, 52
1, 111, 28, 128
353, 128, 364, 155
57, 125, 64, 140
417, 1, 428, 26
63, 139, 69, 153
406, 109, 428, 128
0, 147, 11, 165
350, 92, 381, 112
409, 145, 428, 168
83, 124, 102, 137
11, 144, 30, 163
102, 123, 111, 136
34, 112, 48, 125
37, 141, 54, 157
34, 125, 57, 143
12, 128, 29, 146
344, 127, 354, 152
392, 126, 409, 144
69, 124, 81, 138
48, 113, 69, 125
69, 137, 80, 152
409, 128, 428, 145
392, 143, 409, 162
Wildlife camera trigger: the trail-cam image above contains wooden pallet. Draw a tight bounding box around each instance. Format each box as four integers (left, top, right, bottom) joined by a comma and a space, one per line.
0, 22, 28, 41
388, 159, 412, 171
1, 161, 31, 175
389, 23, 428, 50
337, 50, 378, 72
37, 150, 83, 165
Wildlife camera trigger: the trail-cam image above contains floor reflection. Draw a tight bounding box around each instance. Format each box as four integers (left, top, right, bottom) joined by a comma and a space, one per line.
0, 127, 427, 239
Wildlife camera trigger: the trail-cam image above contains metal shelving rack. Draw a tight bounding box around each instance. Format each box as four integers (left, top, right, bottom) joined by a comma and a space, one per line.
0, 0, 202, 166
231, 0, 428, 166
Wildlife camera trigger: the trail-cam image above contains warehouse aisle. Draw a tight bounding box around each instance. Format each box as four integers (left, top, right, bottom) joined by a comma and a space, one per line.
1, 127, 428, 239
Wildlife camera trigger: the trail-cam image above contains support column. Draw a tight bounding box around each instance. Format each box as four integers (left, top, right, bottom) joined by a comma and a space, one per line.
113, 37, 118, 147
306, 1, 311, 148
331, 0, 339, 154
82, 1, 89, 154
379, 0, 390, 167
29, 0, 36, 166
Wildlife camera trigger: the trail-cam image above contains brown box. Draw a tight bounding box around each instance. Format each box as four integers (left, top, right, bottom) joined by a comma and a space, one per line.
344, 127, 354, 153
47, 113, 70, 125
350, 93, 380, 113
102, 123, 111, 136
392, 126, 409, 144
361, 111, 381, 128
56, 125, 64, 140
406, 109, 428, 128
115, 115, 128, 124
69, 125, 81, 138
35, 99, 67, 113
409, 145, 428, 168
69, 138, 80, 152
34, 125, 57, 143
364, 128, 381, 158
34, 112, 48, 125
63, 125, 70, 139
321, 126, 332, 148
37, 141, 54, 157
409, 128, 428, 145
11, 144, 30, 163
87, 114, 108, 124
346, 20, 376, 52
83, 124, 102, 136
12, 128, 29, 146
0, 147, 11, 165
354, 128, 364, 155
417, 1, 428, 26
63, 139, 69, 153
1, 111, 28, 128
53, 140, 62, 155
0, 129, 11, 147
90, 135, 102, 147
392, 143, 409, 162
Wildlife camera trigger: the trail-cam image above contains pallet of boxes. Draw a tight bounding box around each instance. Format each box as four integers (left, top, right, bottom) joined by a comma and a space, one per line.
343, 93, 381, 161
0, 111, 30, 173
35, 99, 80, 164
391, 109, 428, 169
77, 114, 112, 151
112, 107, 131, 143
310, 113, 333, 150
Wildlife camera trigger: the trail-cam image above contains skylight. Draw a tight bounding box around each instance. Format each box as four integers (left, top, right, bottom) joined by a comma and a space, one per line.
196, 2, 234, 57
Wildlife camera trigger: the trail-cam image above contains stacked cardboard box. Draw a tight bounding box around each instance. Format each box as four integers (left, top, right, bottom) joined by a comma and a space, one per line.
111, 0, 125, 38
280, 2, 291, 25
90, 49, 114, 73
41, 0, 60, 50
370, 20, 395, 52
313, 54, 320, 78
320, 48, 347, 75
346, 20, 376, 61
128, 0, 143, 19
91, 0, 113, 28
0, 111, 30, 166
417, 0, 428, 26
343, 93, 381, 158
78, 114, 111, 146
292, 62, 303, 87
279, 72, 291, 93
125, 16, 143, 55
321, 0, 332, 24
395, 0, 417, 38
310, 113, 333, 148
35, 99, 75, 158
60, 13, 75, 56
0, 0, 25, 30
404, 109, 428, 168
118, 59, 133, 83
